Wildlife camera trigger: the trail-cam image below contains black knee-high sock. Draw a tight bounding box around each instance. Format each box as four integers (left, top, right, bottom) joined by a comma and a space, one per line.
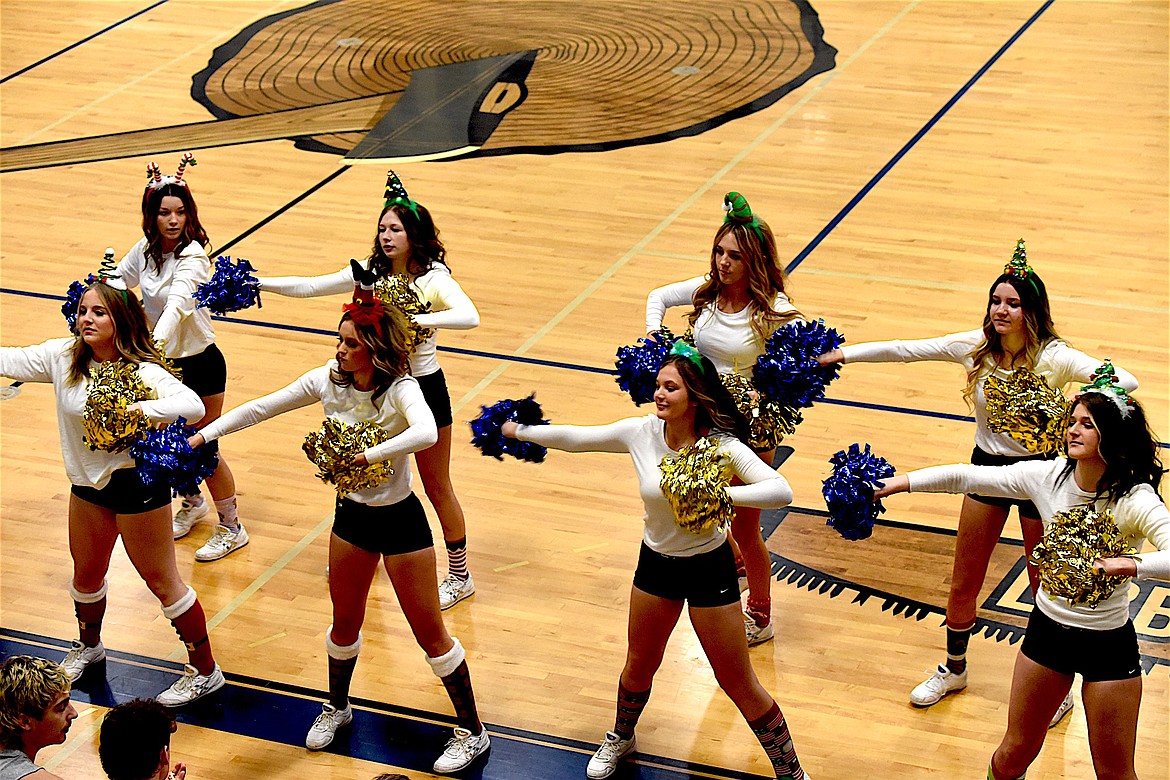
328, 655, 358, 709
748, 702, 805, 780
946, 620, 976, 674
614, 681, 651, 739
440, 660, 482, 733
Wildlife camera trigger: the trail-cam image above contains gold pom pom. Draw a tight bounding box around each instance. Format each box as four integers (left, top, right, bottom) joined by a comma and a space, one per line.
719, 372, 801, 450
302, 418, 395, 497
1030, 506, 1135, 607
985, 369, 1069, 456
659, 436, 733, 535
374, 274, 434, 350
153, 340, 183, 381
81, 360, 153, 452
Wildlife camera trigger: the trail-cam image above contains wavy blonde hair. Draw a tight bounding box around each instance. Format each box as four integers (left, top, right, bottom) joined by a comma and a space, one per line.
68, 282, 168, 384
687, 218, 802, 345
331, 304, 413, 391
963, 272, 1062, 406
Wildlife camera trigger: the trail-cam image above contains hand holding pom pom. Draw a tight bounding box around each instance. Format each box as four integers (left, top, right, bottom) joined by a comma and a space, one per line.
660, 437, 734, 534
470, 395, 549, 462
374, 274, 435, 350
194, 256, 262, 314
131, 418, 219, 495
615, 328, 679, 405
82, 360, 154, 452
303, 418, 394, 497
753, 319, 845, 409
822, 443, 895, 540
719, 372, 801, 450
1030, 507, 1135, 606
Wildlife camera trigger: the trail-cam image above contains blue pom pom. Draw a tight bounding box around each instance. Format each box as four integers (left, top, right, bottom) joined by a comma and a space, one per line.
469, 395, 549, 462
752, 319, 845, 409
62, 280, 87, 332
194, 256, 262, 315
615, 330, 679, 405
821, 443, 895, 541
131, 417, 219, 496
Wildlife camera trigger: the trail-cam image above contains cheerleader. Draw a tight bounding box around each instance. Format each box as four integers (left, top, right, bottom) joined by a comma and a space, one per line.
644, 192, 802, 645
818, 244, 1136, 720
259, 172, 480, 610
188, 288, 490, 774
117, 156, 246, 562
1, 279, 224, 707
503, 346, 808, 780
874, 380, 1167, 780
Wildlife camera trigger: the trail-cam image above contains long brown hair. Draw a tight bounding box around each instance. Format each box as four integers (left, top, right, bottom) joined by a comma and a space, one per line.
68, 282, 167, 383
687, 218, 801, 344
367, 202, 447, 279
140, 183, 210, 273
330, 305, 413, 392
1057, 393, 1165, 504
660, 354, 751, 445
963, 272, 1062, 406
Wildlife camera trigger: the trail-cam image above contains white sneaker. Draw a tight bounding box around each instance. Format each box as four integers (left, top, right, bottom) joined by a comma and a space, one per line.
305, 703, 353, 750
745, 614, 775, 646
172, 499, 210, 539
156, 663, 225, 707
195, 524, 250, 562
60, 640, 105, 682
1049, 691, 1074, 728
432, 726, 490, 773
438, 573, 475, 610
910, 664, 968, 707
586, 731, 636, 779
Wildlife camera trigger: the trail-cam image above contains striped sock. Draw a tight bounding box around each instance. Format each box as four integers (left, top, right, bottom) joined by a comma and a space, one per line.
614, 681, 651, 740
748, 702, 804, 780
328, 655, 358, 709
169, 599, 215, 675
446, 537, 469, 580
74, 597, 106, 647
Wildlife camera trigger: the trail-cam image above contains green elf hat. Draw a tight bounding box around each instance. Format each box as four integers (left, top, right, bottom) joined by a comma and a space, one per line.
383, 170, 420, 219
722, 191, 765, 240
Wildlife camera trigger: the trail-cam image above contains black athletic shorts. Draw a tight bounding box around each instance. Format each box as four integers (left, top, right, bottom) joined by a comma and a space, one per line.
632, 539, 740, 608
173, 343, 227, 398
415, 369, 453, 429
1021, 606, 1142, 682
966, 446, 1049, 517
71, 468, 170, 514
332, 492, 432, 556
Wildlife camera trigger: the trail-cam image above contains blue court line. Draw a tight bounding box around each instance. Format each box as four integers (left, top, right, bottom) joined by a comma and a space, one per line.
0, 629, 771, 780
3, 286, 1167, 448
786, 0, 1056, 273
0, 0, 170, 85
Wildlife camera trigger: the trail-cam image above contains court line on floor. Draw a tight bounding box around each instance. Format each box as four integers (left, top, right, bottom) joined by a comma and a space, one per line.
3, 286, 1167, 448
0, 0, 169, 86
786, 0, 1056, 272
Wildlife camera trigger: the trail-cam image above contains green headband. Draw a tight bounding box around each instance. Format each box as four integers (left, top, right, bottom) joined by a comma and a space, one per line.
722, 191, 765, 241
668, 341, 706, 375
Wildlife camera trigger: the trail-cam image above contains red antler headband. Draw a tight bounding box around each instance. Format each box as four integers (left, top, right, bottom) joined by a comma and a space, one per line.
342, 259, 385, 335
146, 152, 197, 191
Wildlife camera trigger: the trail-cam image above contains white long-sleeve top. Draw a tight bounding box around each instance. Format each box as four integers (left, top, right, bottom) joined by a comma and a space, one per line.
259, 261, 479, 377
644, 276, 798, 376
515, 414, 793, 556
117, 238, 216, 359
908, 459, 1170, 630
840, 330, 1138, 457
199, 363, 437, 506
1, 338, 205, 489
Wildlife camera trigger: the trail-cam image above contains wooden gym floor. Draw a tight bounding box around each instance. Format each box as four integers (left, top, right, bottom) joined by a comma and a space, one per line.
1, 1, 1166, 778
